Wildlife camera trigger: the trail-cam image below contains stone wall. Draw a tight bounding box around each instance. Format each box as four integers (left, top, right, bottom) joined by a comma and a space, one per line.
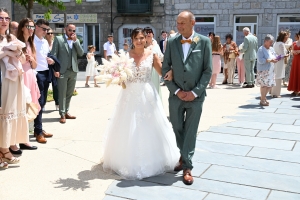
12, 0, 300, 48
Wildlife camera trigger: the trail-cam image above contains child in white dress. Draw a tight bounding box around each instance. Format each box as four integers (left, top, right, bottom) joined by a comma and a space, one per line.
85, 45, 100, 87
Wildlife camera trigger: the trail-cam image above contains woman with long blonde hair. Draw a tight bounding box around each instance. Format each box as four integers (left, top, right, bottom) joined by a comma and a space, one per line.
210, 35, 223, 88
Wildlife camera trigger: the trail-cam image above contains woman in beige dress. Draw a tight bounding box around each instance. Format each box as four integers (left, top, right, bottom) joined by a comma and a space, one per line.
223, 34, 238, 85
0, 8, 28, 169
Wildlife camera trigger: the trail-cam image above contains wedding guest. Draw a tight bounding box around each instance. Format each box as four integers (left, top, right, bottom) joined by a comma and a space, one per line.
144, 27, 164, 99
33, 19, 54, 143
210, 35, 223, 88
51, 23, 84, 124
14, 18, 40, 151
256, 35, 277, 106
283, 30, 293, 86
271, 31, 289, 98
241, 27, 258, 88
287, 31, 300, 96
159, 30, 167, 54
223, 34, 238, 85
9, 21, 18, 36
45, 28, 59, 110
208, 32, 215, 43
236, 43, 245, 86
103, 35, 117, 60
0, 8, 27, 168
169, 30, 176, 38
85, 45, 99, 88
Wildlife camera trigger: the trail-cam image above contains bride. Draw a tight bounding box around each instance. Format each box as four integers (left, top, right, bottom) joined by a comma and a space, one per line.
101, 28, 180, 180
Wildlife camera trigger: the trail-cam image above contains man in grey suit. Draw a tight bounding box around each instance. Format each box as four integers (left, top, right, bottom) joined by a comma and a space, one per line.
241, 27, 258, 88
162, 10, 212, 185
51, 24, 84, 124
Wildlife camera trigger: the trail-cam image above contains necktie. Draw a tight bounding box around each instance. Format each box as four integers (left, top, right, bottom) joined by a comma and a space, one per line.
181, 39, 192, 44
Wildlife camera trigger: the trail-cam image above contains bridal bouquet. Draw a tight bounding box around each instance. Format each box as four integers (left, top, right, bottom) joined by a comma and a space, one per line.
95, 51, 133, 89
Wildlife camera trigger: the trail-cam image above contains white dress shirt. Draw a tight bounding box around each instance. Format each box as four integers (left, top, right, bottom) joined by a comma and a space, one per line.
65, 34, 73, 49
34, 35, 50, 71
103, 41, 116, 56
175, 31, 197, 97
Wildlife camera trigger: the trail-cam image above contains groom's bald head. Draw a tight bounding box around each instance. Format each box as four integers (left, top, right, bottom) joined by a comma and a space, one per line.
177, 10, 195, 38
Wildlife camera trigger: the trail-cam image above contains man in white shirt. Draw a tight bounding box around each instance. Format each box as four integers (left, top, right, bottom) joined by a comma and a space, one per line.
103, 35, 117, 60
34, 19, 56, 143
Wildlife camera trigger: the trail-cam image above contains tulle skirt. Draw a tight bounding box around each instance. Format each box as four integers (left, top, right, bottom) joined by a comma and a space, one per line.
101, 81, 180, 180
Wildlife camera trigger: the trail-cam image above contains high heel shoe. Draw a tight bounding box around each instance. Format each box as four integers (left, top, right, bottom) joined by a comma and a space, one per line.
260, 100, 269, 106
9, 147, 22, 155
0, 151, 20, 164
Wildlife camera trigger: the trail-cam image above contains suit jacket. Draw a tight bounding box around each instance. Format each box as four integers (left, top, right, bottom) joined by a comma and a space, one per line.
159, 39, 164, 54
47, 53, 61, 86
241, 34, 258, 60
51, 35, 84, 74
162, 33, 212, 101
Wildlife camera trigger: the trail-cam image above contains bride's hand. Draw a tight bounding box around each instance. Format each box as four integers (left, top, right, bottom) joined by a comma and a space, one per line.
164, 69, 173, 81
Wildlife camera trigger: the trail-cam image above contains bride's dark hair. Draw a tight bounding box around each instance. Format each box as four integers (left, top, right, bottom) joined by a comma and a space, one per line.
130, 27, 146, 49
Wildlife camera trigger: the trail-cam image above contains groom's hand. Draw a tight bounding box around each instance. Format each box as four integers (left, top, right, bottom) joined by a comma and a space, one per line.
177, 90, 187, 100
183, 91, 196, 102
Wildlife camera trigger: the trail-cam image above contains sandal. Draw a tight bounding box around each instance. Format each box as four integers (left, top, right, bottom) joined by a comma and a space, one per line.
94, 84, 100, 88
85, 84, 90, 88
0, 151, 20, 164
0, 158, 8, 170
260, 100, 269, 106
272, 95, 281, 98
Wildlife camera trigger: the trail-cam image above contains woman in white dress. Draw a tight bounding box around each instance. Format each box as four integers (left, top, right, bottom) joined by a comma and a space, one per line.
85, 45, 99, 87
271, 31, 289, 98
144, 27, 164, 99
101, 28, 179, 180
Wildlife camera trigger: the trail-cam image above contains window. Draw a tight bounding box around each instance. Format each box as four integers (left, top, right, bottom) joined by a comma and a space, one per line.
194, 16, 215, 36
86, 25, 100, 53
277, 15, 300, 39
234, 15, 258, 46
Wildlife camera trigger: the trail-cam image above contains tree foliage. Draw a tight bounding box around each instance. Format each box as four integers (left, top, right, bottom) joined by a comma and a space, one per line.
12, 0, 82, 20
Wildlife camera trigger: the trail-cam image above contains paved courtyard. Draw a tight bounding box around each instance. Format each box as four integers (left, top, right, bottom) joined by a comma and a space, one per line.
1, 72, 300, 200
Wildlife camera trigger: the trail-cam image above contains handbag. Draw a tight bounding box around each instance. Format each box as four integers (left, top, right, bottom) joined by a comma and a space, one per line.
229, 52, 236, 59
26, 102, 39, 122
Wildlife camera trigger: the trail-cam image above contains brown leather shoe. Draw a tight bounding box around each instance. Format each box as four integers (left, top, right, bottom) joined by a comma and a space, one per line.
183, 169, 194, 185
36, 135, 47, 143
174, 156, 183, 172
65, 113, 76, 119
34, 130, 53, 138
59, 116, 66, 124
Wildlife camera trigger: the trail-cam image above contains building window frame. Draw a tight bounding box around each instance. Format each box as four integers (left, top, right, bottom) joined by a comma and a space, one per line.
234, 15, 258, 46
194, 16, 216, 37
84, 24, 101, 53
277, 15, 300, 39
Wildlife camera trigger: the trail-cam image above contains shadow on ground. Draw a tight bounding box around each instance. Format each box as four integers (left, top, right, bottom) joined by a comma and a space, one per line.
53, 164, 119, 191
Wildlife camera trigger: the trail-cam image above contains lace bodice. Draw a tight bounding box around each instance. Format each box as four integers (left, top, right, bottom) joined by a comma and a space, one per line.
128, 54, 153, 83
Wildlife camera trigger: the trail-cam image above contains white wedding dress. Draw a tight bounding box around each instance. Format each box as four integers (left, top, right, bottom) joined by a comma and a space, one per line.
101, 54, 180, 180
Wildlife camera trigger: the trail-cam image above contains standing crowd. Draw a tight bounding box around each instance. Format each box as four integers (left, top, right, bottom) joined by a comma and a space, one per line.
0, 8, 84, 169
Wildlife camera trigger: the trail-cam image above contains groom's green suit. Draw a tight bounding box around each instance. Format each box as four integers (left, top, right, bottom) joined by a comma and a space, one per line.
162, 32, 212, 170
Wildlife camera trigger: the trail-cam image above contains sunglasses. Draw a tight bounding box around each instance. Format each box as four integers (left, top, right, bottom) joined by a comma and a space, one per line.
145, 30, 153, 34
68, 29, 76, 33
37, 25, 50, 32
0, 17, 11, 22
25, 25, 35, 30
47, 32, 53, 35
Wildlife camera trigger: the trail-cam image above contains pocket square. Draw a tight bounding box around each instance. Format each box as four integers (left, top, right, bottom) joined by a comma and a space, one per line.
192, 50, 201, 52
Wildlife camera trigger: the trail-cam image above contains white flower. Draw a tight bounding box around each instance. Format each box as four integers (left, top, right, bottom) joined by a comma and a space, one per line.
193, 36, 200, 44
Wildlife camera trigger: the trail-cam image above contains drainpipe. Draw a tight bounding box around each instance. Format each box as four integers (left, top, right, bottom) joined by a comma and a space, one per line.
111, 0, 113, 35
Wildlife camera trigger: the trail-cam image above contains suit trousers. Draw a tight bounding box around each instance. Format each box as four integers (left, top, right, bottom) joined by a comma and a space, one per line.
34, 71, 50, 135
52, 81, 59, 105
169, 96, 203, 170
57, 68, 77, 116
244, 59, 256, 85
271, 79, 282, 96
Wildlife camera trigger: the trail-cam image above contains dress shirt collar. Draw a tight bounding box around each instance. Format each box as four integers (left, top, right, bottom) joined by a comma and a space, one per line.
182, 31, 195, 40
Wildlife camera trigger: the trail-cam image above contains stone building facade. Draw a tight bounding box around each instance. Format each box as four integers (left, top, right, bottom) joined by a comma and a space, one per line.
10, 0, 300, 54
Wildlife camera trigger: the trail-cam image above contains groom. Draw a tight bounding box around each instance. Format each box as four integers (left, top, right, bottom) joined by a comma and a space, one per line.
162, 10, 212, 185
